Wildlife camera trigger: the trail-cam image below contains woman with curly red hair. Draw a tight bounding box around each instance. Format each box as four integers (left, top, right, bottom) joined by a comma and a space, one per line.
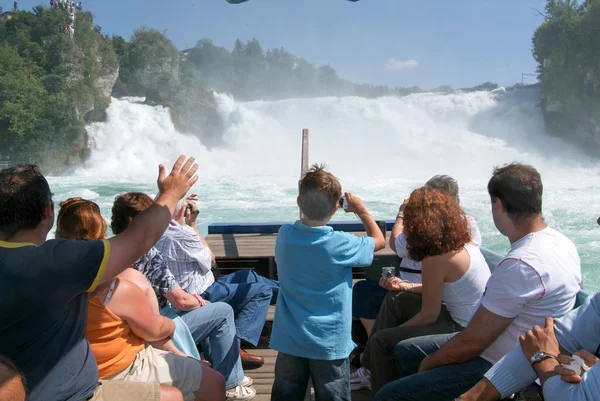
358, 187, 491, 395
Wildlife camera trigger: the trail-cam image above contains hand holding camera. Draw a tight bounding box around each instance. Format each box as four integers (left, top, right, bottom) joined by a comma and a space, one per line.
342, 192, 368, 215
185, 193, 200, 225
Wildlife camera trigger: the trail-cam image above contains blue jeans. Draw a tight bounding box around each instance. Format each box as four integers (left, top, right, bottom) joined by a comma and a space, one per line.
352, 279, 389, 319
271, 352, 351, 401
374, 333, 493, 401
168, 302, 244, 390
203, 269, 278, 345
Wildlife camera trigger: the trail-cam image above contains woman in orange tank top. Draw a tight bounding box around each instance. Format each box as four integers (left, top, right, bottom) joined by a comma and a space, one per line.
56, 198, 228, 401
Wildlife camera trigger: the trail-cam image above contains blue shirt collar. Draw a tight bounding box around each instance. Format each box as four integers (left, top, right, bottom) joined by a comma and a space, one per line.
293, 220, 334, 233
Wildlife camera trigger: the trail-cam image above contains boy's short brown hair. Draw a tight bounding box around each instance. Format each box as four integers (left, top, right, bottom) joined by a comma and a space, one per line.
298, 164, 342, 221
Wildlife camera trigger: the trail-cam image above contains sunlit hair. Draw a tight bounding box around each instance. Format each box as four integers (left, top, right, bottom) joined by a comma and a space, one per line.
111, 192, 153, 235
298, 164, 342, 221
404, 187, 471, 262
425, 175, 460, 204
173, 198, 188, 218
56, 197, 107, 240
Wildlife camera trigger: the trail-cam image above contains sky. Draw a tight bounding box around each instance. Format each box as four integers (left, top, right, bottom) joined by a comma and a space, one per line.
9, 0, 549, 89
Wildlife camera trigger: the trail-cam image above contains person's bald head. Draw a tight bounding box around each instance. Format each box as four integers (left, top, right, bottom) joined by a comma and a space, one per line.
0, 355, 26, 401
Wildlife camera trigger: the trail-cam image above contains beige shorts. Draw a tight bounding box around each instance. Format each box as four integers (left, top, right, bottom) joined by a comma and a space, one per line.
107, 346, 202, 401
89, 380, 160, 401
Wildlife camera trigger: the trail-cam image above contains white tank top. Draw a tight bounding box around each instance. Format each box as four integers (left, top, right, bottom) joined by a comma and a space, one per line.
442, 243, 491, 328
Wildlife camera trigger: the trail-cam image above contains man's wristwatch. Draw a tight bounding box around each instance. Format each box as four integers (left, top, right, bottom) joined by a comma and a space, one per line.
529, 351, 557, 366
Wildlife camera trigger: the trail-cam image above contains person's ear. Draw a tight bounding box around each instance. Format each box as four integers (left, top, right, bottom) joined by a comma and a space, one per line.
296, 196, 300, 207
44, 202, 54, 220
492, 197, 503, 212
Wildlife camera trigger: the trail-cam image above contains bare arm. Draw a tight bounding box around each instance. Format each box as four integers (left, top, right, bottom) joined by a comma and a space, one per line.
420, 305, 513, 372
344, 192, 386, 251
108, 279, 176, 342
389, 199, 407, 254
400, 255, 445, 327
459, 378, 502, 401
185, 196, 216, 265
164, 285, 205, 311
358, 212, 386, 251
103, 156, 199, 285
118, 268, 159, 314
149, 337, 188, 357
379, 277, 423, 293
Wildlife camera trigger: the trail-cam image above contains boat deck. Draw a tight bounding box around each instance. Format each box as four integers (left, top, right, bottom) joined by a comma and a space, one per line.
246, 346, 372, 401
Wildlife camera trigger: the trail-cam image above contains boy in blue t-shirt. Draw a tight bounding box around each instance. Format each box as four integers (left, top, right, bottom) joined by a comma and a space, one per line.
270, 164, 386, 401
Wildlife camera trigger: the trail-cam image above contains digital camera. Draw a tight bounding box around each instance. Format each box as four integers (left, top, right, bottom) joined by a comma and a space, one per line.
338, 195, 348, 210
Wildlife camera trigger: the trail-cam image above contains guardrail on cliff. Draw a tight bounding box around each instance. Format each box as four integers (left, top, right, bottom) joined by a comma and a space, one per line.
0, 160, 11, 170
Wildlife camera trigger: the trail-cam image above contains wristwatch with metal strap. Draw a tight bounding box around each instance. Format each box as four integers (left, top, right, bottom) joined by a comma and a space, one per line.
529, 351, 557, 366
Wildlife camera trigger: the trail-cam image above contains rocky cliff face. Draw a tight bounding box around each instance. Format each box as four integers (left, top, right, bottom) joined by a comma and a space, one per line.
542, 74, 600, 158
111, 28, 226, 150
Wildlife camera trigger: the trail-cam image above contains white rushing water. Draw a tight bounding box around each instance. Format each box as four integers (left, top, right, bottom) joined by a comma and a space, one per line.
47, 87, 600, 290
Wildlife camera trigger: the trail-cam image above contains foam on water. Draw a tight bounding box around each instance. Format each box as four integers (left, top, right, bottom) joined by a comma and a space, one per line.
47, 87, 600, 290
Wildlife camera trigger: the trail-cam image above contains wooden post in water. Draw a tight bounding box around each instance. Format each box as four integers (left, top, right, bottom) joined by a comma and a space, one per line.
300, 129, 313, 401
300, 129, 309, 220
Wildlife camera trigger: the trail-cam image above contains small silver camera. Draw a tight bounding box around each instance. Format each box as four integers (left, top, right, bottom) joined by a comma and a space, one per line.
338, 195, 348, 210
382, 267, 395, 278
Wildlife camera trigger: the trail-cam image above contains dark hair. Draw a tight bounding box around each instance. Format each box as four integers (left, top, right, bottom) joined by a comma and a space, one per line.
0, 354, 27, 396
0, 165, 53, 240
425, 175, 460, 204
487, 163, 543, 224
404, 187, 471, 262
111, 192, 153, 235
56, 198, 107, 240
298, 164, 342, 221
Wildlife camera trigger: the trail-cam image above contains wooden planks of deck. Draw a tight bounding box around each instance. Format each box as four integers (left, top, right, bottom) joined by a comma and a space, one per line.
247, 347, 372, 401
206, 232, 396, 259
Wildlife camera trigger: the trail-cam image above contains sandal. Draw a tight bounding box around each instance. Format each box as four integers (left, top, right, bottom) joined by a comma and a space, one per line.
226, 385, 256, 401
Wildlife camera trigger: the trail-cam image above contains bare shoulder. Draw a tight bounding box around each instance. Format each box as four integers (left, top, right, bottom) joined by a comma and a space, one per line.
118, 268, 152, 292
108, 278, 144, 310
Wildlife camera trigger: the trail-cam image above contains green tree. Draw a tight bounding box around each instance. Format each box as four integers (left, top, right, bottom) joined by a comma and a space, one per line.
126, 27, 180, 102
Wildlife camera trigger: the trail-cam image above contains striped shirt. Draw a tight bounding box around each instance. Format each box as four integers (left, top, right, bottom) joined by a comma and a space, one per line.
132, 247, 177, 309
155, 222, 215, 295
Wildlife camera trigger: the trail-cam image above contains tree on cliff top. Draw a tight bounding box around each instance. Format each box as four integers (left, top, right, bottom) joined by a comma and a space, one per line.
0, 6, 117, 169
126, 27, 180, 102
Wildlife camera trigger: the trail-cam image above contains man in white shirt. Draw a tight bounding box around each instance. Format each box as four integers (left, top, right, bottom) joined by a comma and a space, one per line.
373, 163, 582, 401
155, 196, 279, 368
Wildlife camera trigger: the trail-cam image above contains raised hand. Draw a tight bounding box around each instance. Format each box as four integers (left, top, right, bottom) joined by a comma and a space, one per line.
157, 156, 199, 202
344, 192, 368, 214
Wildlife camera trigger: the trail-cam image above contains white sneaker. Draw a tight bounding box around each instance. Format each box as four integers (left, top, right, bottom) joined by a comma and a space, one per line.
226, 385, 256, 401
239, 376, 253, 387
350, 367, 371, 391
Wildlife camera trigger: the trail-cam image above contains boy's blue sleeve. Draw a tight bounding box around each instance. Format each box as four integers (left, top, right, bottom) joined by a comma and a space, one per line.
336, 233, 375, 267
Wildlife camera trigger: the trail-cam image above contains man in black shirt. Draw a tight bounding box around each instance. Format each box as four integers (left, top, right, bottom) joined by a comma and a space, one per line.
0, 156, 199, 401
